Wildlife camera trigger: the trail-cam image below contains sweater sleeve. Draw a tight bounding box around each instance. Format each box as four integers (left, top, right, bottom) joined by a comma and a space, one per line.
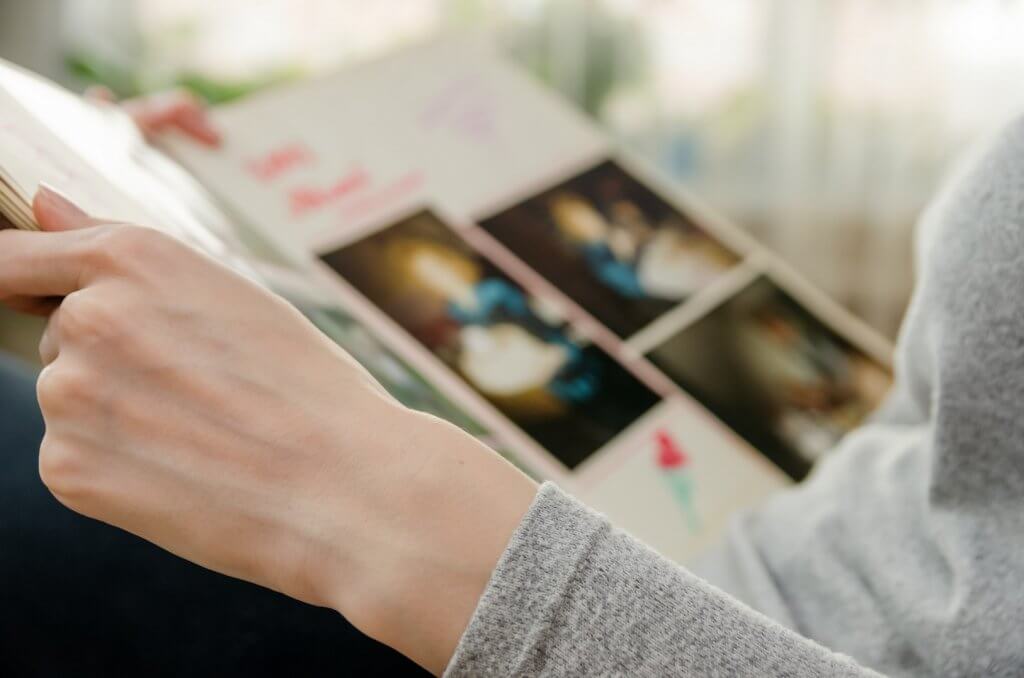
444, 482, 880, 677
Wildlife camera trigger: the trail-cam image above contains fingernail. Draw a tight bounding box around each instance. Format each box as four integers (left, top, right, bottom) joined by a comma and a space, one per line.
36, 183, 88, 220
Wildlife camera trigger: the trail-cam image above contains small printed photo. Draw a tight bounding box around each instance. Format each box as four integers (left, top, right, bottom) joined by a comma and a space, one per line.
480, 160, 740, 338
320, 210, 661, 469
645, 277, 892, 479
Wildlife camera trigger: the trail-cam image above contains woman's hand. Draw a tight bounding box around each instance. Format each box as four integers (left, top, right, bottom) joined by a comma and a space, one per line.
0, 186, 537, 674
86, 86, 221, 147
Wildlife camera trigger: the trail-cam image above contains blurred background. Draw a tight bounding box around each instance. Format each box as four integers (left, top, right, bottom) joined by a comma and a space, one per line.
3, 0, 1024, 361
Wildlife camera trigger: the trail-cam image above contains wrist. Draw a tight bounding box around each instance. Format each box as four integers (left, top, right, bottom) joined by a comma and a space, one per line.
315, 404, 538, 674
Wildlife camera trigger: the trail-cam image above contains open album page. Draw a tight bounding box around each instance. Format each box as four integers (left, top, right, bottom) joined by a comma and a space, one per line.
160, 40, 892, 563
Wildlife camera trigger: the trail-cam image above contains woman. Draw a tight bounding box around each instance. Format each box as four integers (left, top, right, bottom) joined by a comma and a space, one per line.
0, 92, 1021, 677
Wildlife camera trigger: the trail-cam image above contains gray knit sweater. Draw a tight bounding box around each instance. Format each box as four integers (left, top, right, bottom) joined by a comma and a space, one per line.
445, 115, 1024, 677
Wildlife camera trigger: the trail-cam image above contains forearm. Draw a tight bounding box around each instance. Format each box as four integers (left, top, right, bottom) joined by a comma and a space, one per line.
315, 408, 538, 675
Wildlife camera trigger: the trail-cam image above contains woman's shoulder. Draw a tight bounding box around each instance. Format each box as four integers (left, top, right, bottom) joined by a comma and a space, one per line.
915, 112, 1024, 271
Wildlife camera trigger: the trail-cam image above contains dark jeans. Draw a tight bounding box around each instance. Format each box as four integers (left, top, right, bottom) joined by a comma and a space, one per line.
0, 355, 426, 677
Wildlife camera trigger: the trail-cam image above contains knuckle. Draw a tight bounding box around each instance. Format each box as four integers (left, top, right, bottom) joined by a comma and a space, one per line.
36, 364, 95, 413
58, 292, 119, 342
133, 225, 175, 256
35, 365, 62, 414
112, 226, 181, 274
78, 224, 125, 270
109, 225, 156, 258
38, 439, 85, 499
83, 224, 167, 271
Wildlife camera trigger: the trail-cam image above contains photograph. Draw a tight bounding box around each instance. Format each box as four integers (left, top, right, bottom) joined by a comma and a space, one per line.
645, 277, 892, 480
480, 160, 740, 338
320, 209, 661, 469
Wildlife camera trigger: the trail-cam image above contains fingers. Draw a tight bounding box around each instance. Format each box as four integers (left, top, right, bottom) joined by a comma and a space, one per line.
0, 229, 90, 299
172, 105, 223, 147
121, 90, 221, 147
0, 188, 104, 300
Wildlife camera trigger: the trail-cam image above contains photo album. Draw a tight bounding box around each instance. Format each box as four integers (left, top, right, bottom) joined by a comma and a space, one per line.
0, 39, 893, 564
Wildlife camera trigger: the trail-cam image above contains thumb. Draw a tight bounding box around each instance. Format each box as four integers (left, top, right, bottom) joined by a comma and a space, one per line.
33, 184, 97, 232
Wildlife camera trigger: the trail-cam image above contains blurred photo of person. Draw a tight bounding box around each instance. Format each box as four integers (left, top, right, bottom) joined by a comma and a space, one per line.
738, 306, 890, 460
647, 276, 892, 479
549, 191, 730, 301
483, 160, 739, 337
406, 237, 598, 404
320, 210, 660, 468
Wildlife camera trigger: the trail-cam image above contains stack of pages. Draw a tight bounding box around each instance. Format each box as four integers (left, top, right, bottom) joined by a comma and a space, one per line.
0, 39, 893, 563
0, 144, 34, 230
0, 58, 251, 264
